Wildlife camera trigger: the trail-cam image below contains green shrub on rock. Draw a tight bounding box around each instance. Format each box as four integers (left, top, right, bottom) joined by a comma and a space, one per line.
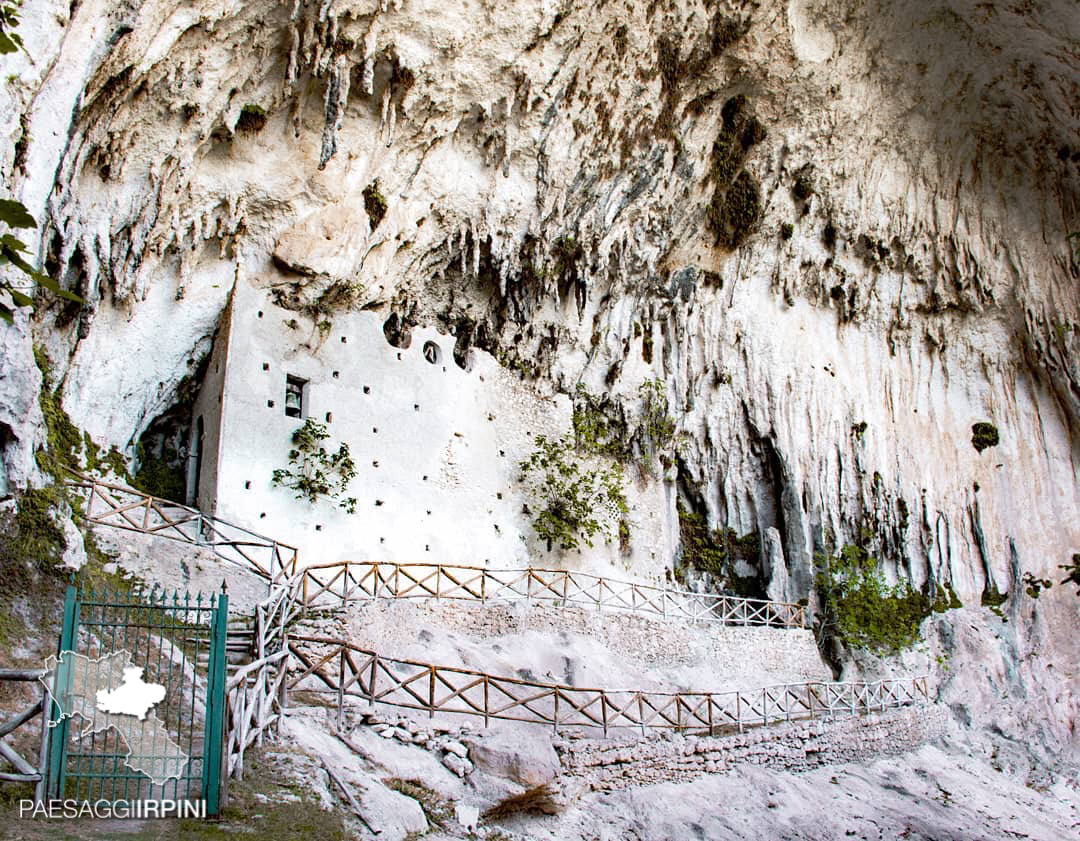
676, 506, 762, 597
814, 545, 930, 653
519, 434, 627, 552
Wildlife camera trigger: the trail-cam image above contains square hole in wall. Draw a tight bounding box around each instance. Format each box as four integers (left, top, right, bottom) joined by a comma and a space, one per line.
315, 524, 322, 531
267, 400, 275, 408
341, 336, 347, 343
333, 371, 339, 379
244, 481, 251, 489
325, 412, 333, 423
258, 311, 263, 318
262, 362, 270, 371
363, 386, 370, 394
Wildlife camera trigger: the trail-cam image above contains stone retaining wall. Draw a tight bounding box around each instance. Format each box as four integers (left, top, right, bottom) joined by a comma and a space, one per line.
555, 705, 949, 791
341, 599, 831, 690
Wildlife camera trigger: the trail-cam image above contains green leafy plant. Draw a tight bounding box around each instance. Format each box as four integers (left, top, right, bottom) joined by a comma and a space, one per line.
519, 434, 627, 551
0, 2, 25, 55
272, 419, 357, 513
930, 581, 962, 612
1, 199, 81, 322
981, 583, 1008, 617
638, 378, 676, 461
0, 5, 82, 322
814, 545, 930, 653
571, 385, 630, 461
1022, 571, 1053, 599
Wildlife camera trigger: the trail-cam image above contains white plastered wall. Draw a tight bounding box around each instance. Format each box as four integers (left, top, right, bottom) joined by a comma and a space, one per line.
203, 277, 673, 576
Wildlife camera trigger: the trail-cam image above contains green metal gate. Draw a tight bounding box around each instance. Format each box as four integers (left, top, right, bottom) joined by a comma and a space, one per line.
44, 583, 228, 815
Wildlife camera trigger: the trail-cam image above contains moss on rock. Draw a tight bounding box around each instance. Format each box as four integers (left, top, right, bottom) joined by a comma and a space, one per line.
236, 104, 268, 133
971, 421, 999, 453
363, 181, 388, 231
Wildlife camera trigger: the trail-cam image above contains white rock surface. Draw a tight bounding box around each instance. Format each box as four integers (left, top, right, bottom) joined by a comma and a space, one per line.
464, 729, 560, 789
0, 0, 1077, 836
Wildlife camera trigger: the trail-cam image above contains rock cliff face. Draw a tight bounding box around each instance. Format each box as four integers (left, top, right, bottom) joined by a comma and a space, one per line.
1, 0, 1077, 793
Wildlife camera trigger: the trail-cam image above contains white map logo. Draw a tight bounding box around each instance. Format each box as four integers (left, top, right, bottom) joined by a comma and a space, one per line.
40, 650, 189, 785
95, 666, 167, 719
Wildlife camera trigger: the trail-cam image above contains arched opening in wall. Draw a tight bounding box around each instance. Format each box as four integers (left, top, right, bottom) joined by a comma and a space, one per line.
422, 341, 442, 365
383, 313, 413, 348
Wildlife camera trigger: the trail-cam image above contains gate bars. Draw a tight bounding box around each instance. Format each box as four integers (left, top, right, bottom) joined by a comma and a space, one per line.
42, 584, 228, 814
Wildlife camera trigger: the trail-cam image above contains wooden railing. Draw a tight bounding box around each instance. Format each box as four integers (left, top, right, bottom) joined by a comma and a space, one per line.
67, 473, 298, 583
224, 571, 305, 780
0, 669, 48, 796
286, 636, 928, 736
225, 650, 290, 780
65, 477, 931, 777
299, 562, 807, 629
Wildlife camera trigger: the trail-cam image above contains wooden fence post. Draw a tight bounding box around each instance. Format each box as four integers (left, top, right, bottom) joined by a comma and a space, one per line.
337, 649, 345, 731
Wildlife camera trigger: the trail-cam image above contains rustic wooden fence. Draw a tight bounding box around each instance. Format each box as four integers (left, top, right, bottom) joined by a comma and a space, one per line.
0, 669, 48, 795
67, 473, 298, 583
286, 635, 928, 736
299, 562, 807, 629
223, 569, 304, 780
224, 649, 290, 780
61, 477, 931, 780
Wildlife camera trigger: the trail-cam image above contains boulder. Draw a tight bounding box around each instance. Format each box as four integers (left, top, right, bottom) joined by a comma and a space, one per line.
465, 729, 560, 788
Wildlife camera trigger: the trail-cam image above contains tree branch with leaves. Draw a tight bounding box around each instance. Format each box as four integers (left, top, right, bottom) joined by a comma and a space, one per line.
272, 419, 357, 513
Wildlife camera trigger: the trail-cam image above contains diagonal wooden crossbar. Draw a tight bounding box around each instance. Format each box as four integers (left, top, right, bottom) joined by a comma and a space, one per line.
294, 561, 808, 629
62, 475, 930, 778
65, 473, 299, 583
